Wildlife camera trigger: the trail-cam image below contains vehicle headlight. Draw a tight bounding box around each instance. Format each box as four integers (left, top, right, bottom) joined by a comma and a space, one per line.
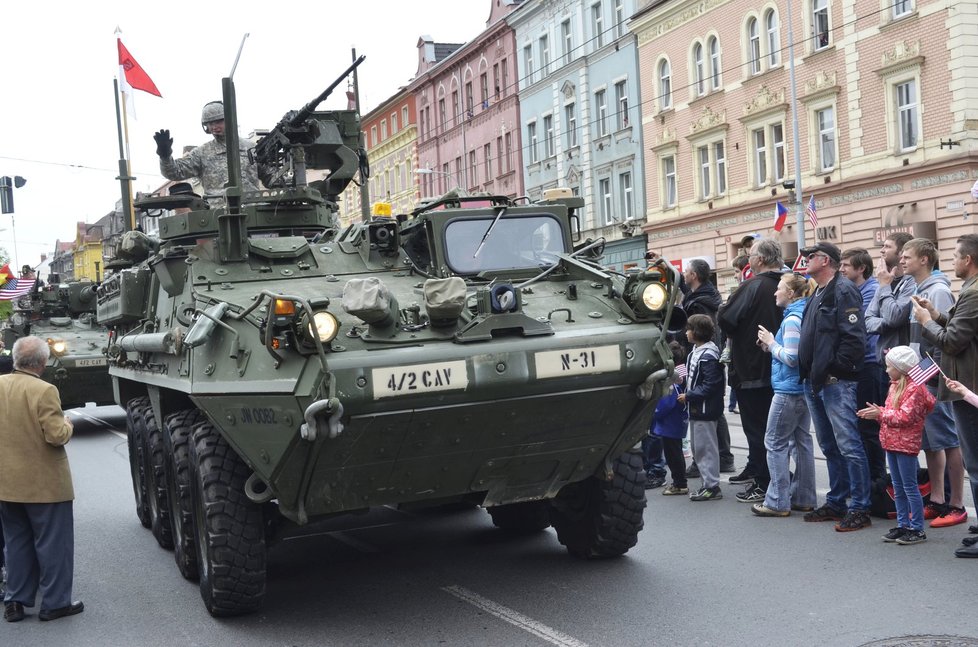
309, 311, 339, 343
50, 339, 68, 355
641, 283, 668, 312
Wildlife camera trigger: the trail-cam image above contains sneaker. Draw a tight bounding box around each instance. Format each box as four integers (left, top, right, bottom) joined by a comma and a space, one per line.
662, 485, 689, 496
719, 460, 737, 474
690, 485, 722, 501
791, 504, 815, 512
931, 505, 968, 528
645, 474, 666, 490
685, 463, 701, 479
895, 529, 927, 545
882, 527, 908, 543
961, 535, 978, 547
728, 406, 739, 414
751, 503, 790, 517
736, 485, 765, 503
728, 468, 755, 485
803, 504, 846, 522
835, 510, 872, 532
923, 501, 948, 520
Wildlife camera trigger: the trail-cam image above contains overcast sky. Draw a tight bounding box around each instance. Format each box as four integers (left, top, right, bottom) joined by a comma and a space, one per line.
0, 0, 485, 272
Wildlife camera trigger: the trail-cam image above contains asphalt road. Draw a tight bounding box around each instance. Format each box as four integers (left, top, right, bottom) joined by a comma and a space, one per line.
3, 407, 977, 647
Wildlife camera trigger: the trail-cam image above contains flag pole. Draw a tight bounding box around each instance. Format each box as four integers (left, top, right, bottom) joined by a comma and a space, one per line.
113, 78, 136, 232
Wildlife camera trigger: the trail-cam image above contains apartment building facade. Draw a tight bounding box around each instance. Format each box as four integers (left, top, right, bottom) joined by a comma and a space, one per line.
632, 0, 978, 291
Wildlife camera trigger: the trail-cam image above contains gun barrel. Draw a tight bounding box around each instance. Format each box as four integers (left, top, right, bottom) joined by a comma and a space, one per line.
289, 55, 366, 127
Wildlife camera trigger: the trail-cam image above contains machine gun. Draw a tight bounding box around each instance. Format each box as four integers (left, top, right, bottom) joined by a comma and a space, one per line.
251, 55, 366, 201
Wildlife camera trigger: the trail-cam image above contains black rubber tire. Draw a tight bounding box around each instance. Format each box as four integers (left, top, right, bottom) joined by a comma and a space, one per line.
137, 404, 174, 550
487, 501, 551, 533
188, 420, 266, 616
125, 397, 151, 529
163, 409, 205, 581
548, 451, 647, 559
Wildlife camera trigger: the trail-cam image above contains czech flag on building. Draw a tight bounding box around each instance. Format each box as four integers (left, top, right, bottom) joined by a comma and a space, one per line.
773, 201, 789, 232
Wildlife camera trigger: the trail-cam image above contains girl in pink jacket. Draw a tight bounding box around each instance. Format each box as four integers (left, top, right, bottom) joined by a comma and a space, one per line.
857, 346, 935, 545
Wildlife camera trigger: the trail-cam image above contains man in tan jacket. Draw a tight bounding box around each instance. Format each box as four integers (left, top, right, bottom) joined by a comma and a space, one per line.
0, 336, 83, 622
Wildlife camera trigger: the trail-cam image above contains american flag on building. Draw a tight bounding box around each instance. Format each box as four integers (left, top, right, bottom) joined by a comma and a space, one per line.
0, 277, 34, 300
806, 195, 818, 230
908, 357, 940, 385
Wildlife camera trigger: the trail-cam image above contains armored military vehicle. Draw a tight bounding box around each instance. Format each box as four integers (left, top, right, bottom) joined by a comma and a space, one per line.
2, 276, 111, 407
99, 61, 681, 616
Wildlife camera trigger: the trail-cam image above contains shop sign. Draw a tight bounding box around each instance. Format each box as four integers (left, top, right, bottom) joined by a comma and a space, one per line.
872, 221, 937, 246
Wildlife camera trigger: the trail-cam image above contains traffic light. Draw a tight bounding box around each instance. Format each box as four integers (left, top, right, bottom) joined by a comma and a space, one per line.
0, 176, 26, 214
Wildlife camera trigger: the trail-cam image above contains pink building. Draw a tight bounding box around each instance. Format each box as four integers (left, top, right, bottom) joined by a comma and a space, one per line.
410, 0, 526, 200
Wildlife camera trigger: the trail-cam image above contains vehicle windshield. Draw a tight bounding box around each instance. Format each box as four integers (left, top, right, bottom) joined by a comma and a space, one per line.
444, 214, 565, 274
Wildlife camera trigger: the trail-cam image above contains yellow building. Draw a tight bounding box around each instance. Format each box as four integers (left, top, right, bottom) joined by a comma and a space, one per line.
72, 222, 104, 282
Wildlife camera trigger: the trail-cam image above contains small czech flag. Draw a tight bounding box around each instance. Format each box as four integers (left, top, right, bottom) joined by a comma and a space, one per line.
773, 201, 788, 232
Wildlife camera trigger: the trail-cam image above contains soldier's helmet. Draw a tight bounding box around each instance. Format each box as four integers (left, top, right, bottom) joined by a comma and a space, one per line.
201, 101, 224, 133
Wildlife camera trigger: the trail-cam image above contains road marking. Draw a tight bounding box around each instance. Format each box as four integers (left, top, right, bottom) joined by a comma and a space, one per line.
69, 409, 116, 428
108, 429, 126, 440
442, 585, 589, 647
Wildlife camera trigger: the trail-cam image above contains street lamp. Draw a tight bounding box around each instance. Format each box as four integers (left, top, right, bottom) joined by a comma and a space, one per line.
415, 167, 466, 197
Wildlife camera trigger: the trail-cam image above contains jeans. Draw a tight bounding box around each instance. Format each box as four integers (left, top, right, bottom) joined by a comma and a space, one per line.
952, 400, 978, 511
805, 379, 871, 512
734, 386, 773, 491
763, 393, 816, 512
642, 434, 667, 477
856, 362, 887, 480
888, 451, 924, 531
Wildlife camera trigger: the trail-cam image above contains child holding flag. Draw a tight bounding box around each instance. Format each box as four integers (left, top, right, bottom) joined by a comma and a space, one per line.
857, 346, 936, 545
653, 342, 690, 495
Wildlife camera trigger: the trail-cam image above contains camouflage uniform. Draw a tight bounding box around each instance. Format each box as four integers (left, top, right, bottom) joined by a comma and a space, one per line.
159, 136, 262, 196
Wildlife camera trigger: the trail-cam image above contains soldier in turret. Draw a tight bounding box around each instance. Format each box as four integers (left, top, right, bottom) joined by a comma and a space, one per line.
153, 101, 270, 197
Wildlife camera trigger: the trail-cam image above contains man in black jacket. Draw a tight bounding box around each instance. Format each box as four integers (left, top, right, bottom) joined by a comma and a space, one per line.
718, 239, 785, 502
682, 259, 735, 474
798, 242, 870, 532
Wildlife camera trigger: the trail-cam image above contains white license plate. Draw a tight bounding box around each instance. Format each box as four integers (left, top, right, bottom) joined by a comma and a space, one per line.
372, 360, 468, 399
75, 358, 107, 367
534, 345, 621, 379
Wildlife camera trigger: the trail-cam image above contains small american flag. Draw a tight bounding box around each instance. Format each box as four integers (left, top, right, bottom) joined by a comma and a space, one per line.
806, 195, 818, 230
908, 357, 940, 385
675, 364, 687, 379
0, 277, 34, 300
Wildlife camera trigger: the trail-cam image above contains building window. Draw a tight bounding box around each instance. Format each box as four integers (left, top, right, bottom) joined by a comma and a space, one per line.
565, 103, 578, 147
455, 157, 463, 189
562, 20, 573, 64
893, 0, 912, 18
501, 58, 509, 97
480, 73, 489, 108
614, 0, 625, 38
452, 90, 460, 122
595, 89, 608, 137
815, 106, 836, 171
469, 150, 478, 188
438, 98, 446, 130
693, 43, 705, 96
391, 113, 398, 134
765, 10, 780, 66
496, 136, 504, 175
698, 146, 711, 199
493, 63, 501, 99
812, 0, 830, 50
696, 141, 726, 199
658, 59, 672, 110
523, 45, 534, 85
619, 171, 633, 220
708, 36, 721, 90
772, 123, 785, 182
715, 142, 726, 196
381, 120, 387, 141
544, 114, 555, 157
484, 143, 492, 179
539, 36, 550, 76
753, 128, 767, 187
896, 79, 919, 151
505, 132, 513, 172
402, 106, 409, 126
599, 177, 613, 224
748, 18, 761, 74
662, 156, 677, 208
441, 163, 450, 192
592, 3, 604, 48
370, 125, 377, 147
527, 121, 538, 163
614, 80, 628, 129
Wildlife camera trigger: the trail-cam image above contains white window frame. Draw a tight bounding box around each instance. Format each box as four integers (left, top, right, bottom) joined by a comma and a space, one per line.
614, 0, 625, 38
540, 36, 550, 76
391, 113, 398, 134
698, 146, 711, 199
599, 177, 613, 225
748, 18, 761, 74
693, 42, 705, 96
614, 80, 628, 129
619, 171, 633, 220
381, 120, 387, 141
765, 10, 780, 67
714, 141, 727, 196
662, 155, 677, 208
814, 104, 837, 172
895, 79, 919, 152
753, 128, 767, 188
527, 121, 539, 163
892, 0, 913, 19
592, 3, 604, 48
595, 89, 608, 137
708, 36, 721, 90
812, 0, 830, 51
772, 123, 785, 182
562, 20, 573, 64
565, 103, 578, 148
658, 59, 672, 110
543, 114, 555, 158
688, 131, 727, 201
523, 44, 534, 85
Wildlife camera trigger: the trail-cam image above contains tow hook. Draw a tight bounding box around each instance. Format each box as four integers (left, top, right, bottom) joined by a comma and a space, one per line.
636, 368, 669, 401
299, 398, 344, 441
